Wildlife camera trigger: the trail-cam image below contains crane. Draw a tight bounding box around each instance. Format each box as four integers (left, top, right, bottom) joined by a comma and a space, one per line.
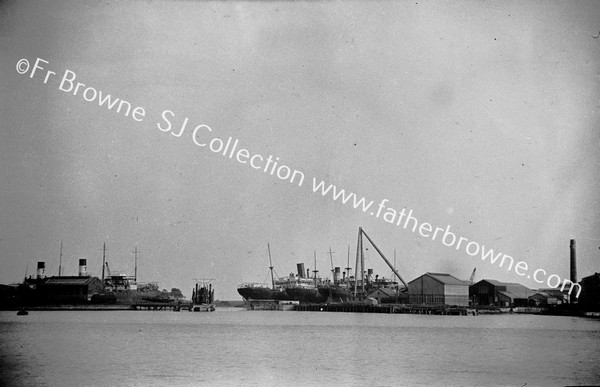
469, 267, 476, 284
353, 227, 409, 298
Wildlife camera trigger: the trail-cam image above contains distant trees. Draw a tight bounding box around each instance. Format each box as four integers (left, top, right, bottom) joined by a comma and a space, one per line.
137, 282, 159, 292
170, 288, 184, 299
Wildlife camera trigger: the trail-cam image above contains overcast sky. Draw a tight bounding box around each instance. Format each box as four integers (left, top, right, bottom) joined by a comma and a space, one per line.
1, 1, 599, 299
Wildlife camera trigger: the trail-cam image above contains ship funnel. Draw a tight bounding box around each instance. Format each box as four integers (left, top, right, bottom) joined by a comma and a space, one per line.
36, 261, 45, 279
367, 268, 373, 283
334, 267, 340, 284
297, 263, 305, 278
78, 259, 88, 277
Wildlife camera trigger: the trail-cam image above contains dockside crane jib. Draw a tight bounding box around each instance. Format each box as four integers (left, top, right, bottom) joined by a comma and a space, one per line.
354, 227, 409, 298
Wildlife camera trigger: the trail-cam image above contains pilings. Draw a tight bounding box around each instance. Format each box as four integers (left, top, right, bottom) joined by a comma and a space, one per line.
294, 303, 471, 315
132, 302, 192, 311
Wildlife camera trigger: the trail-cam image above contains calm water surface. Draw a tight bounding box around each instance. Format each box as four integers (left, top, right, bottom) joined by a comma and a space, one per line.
1, 309, 599, 386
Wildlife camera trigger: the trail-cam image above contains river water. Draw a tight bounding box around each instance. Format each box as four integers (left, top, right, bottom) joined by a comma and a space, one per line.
1, 309, 599, 386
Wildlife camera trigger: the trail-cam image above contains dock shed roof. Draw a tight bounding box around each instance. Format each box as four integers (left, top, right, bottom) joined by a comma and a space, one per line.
410, 273, 468, 286
530, 291, 556, 299
367, 287, 397, 298
538, 288, 569, 299
497, 288, 534, 301
480, 279, 505, 286
503, 283, 533, 297
475, 279, 531, 289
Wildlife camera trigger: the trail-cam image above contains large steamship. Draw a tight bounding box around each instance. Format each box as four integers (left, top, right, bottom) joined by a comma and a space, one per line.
238, 229, 407, 305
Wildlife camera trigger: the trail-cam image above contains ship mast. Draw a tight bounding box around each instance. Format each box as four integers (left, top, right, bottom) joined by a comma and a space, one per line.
267, 243, 275, 290
101, 242, 106, 282
328, 246, 335, 283
58, 240, 63, 277
346, 245, 352, 286
132, 245, 139, 282
312, 250, 318, 285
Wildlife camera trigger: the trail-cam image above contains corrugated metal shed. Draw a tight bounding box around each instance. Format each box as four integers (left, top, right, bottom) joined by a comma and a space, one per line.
480, 279, 505, 286
496, 288, 533, 307
408, 273, 469, 306
529, 291, 564, 306
470, 279, 533, 307
538, 288, 569, 301
424, 273, 468, 286
367, 287, 397, 298
504, 284, 533, 299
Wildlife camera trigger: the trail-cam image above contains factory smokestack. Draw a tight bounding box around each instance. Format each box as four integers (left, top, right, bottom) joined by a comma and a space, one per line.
570, 239, 578, 303
78, 259, 87, 277
570, 239, 577, 283
36, 261, 45, 280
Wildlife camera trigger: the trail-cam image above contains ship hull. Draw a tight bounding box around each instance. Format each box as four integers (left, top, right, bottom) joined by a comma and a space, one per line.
285, 287, 324, 304
318, 286, 352, 303
237, 286, 290, 301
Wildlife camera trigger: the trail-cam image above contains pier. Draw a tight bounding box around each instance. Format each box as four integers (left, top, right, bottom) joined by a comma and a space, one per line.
131, 301, 192, 311
294, 303, 474, 315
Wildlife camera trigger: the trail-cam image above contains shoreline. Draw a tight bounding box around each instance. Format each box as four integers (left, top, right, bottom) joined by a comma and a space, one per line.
4, 303, 598, 318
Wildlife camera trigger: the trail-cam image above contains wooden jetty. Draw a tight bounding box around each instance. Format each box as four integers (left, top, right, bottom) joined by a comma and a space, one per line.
294, 303, 474, 315
131, 301, 193, 311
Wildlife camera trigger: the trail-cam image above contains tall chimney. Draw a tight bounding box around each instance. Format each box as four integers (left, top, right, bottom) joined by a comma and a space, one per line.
570, 239, 577, 283
297, 263, 305, 278
78, 259, 87, 277
36, 261, 45, 280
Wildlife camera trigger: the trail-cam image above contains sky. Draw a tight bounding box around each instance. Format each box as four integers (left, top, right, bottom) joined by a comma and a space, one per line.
1, 0, 599, 300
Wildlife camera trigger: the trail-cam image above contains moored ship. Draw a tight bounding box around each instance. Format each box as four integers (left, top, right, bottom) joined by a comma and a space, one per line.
318, 282, 352, 303
238, 256, 330, 304
279, 263, 323, 303
237, 282, 290, 301
239, 228, 409, 306
237, 244, 294, 303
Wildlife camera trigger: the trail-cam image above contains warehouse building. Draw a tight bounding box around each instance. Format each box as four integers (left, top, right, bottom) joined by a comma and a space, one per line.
470, 279, 534, 307
366, 287, 408, 304
408, 272, 469, 306
37, 276, 105, 304
528, 291, 566, 306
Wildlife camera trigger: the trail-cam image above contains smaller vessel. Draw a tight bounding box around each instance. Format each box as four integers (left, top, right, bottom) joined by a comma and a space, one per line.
191, 279, 215, 312
17, 309, 28, 316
